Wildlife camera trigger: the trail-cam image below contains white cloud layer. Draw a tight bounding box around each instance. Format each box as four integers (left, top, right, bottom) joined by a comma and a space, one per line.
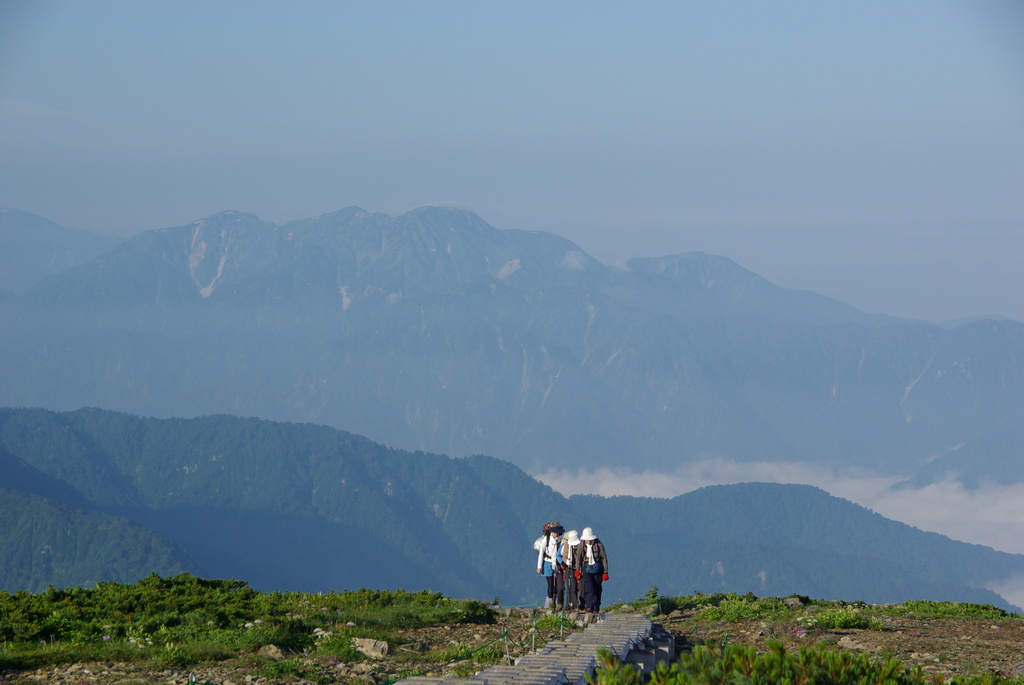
534, 461, 1024, 607
533, 460, 1024, 555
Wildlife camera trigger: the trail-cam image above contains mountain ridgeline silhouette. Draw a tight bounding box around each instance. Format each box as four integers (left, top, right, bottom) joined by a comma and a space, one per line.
4, 205, 1019, 483
0, 206, 1020, 485
1, 407, 1022, 611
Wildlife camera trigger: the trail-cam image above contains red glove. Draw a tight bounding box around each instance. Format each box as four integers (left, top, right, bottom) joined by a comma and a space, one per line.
602, 573, 609, 581
574, 570, 581, 580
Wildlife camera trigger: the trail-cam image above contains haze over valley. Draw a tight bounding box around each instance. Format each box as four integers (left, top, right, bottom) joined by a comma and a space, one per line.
2, 2, 1021, 607
1, 204, 1022, 573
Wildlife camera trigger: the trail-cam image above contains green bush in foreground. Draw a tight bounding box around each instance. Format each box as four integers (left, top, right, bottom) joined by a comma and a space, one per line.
693, 594, 790, 622
802, 606, 886, 631
590, 642, 1024, 685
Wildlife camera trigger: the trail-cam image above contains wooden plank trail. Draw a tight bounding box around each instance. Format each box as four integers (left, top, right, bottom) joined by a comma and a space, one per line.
397, 613, 675, 685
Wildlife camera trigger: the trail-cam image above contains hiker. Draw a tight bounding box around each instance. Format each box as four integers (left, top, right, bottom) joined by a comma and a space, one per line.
574, 527, 609, 613
560, 529, 581, 611
535, 521, 565, 609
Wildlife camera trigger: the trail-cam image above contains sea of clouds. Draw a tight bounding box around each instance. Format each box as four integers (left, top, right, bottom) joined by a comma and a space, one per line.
536, 460, 1024, 607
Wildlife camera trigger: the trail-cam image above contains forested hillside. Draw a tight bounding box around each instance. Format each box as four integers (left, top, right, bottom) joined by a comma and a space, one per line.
0, 489, 196, 591
1, 407, 1022, 610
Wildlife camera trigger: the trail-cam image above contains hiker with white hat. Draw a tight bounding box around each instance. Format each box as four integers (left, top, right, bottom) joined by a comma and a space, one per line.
560, 529, 582, 611
534, 520, 565, 610
573, 526, 609, 613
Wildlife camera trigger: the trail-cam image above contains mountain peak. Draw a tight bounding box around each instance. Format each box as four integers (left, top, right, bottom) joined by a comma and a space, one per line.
627, 252, 770, 290
396, 205, 495, 234
188, 210, 264, 227
289, 206, 371, 224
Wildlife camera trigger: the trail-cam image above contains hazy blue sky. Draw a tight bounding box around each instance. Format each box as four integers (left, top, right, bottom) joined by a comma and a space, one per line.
1, 1, 1021, 322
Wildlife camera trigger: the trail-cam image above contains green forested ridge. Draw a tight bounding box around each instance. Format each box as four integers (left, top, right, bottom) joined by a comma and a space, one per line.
1, 407, 1023, 610
0, 489, 196, 592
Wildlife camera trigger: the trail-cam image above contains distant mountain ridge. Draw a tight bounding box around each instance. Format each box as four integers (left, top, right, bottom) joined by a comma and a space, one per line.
0, 206, 1021, 487
18, 206, 891, 326
1, 407, 1021, 611
0, 208, 123, 295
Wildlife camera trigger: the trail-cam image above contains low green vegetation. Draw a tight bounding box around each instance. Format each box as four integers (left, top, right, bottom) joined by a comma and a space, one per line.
630, 589, 1015, 627
591, 641, 1024, 685
3, 578, 1022, 683
623, 590, 1019, 677
878, 600, 1012, 620
533, 612, 574, 630
603, 590, 1024, 685
0, 573, 493, 672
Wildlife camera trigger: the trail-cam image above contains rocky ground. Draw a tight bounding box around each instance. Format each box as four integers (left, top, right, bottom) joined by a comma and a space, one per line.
659, 607, 1024, 681
3, 606, 1024, 684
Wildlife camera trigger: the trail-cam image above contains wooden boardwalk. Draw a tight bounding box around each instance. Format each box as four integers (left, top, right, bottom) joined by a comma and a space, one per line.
396, 613, 675, 685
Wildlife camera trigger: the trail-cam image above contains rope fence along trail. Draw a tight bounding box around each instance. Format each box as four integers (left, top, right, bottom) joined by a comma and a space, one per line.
395, 613, 675, 685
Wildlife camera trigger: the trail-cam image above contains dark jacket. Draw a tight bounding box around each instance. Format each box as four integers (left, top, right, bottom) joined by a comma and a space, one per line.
573, 539, 609, 575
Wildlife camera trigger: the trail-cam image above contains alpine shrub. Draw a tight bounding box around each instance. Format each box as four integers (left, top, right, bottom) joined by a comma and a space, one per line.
592, 641, 959, 685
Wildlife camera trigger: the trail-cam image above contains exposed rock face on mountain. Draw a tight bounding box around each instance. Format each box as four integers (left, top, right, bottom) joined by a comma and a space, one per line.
0, 206, 1021, 485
